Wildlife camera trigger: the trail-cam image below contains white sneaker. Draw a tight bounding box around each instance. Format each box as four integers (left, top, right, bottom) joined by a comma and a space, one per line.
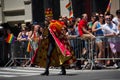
113, 63, 118, 69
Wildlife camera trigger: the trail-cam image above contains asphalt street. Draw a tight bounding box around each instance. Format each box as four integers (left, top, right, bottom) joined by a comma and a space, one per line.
0, 67, 120, 80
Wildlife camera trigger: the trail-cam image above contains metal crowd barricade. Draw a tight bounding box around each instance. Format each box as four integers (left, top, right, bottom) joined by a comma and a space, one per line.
69, 36, 120, 70
69, 37, 95, 70
4, 40, 31, 67
94, 36, 120, 67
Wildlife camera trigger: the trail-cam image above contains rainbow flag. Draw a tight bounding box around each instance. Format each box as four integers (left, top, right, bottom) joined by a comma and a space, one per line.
6, 34, 16, 44
105, 0, 112, 14
65, 2, 72, 11
65, 1, 73, 17
69, 10, 73, 17
27, 41, 32, 53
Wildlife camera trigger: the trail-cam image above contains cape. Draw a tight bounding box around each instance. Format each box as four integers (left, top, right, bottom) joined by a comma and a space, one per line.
34, 20, 76, 67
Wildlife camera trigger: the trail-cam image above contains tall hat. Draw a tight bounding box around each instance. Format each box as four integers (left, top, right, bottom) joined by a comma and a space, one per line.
45, 8, 53, 17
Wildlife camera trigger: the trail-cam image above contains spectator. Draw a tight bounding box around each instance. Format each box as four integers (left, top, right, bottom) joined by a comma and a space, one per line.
74, 18, 81, 36
78, 13, 95, 67
28, 24, 42, 66
92, 13, 105, 65
88, 14, 99, 32
78, 13, 95, 39
102, 14, 120, 68
17, 25, 29, 66
112, 9, 120, 26
17, 27, 28, 41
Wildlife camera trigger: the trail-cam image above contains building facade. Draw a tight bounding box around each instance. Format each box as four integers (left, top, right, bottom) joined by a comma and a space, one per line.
0, 0, 120, 25
0, 0, 32, 25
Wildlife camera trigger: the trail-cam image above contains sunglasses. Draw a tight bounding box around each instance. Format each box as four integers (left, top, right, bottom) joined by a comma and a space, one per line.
105, 18, 111, 21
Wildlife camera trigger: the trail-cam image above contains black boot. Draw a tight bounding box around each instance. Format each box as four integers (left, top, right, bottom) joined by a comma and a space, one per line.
41, 58, 50, 76
41, 42, 54, 76
41, 70, 49, 76
59, 66, 66, 75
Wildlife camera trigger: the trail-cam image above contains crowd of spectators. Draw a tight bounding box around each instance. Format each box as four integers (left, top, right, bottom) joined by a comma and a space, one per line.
0, 9, 120, 69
